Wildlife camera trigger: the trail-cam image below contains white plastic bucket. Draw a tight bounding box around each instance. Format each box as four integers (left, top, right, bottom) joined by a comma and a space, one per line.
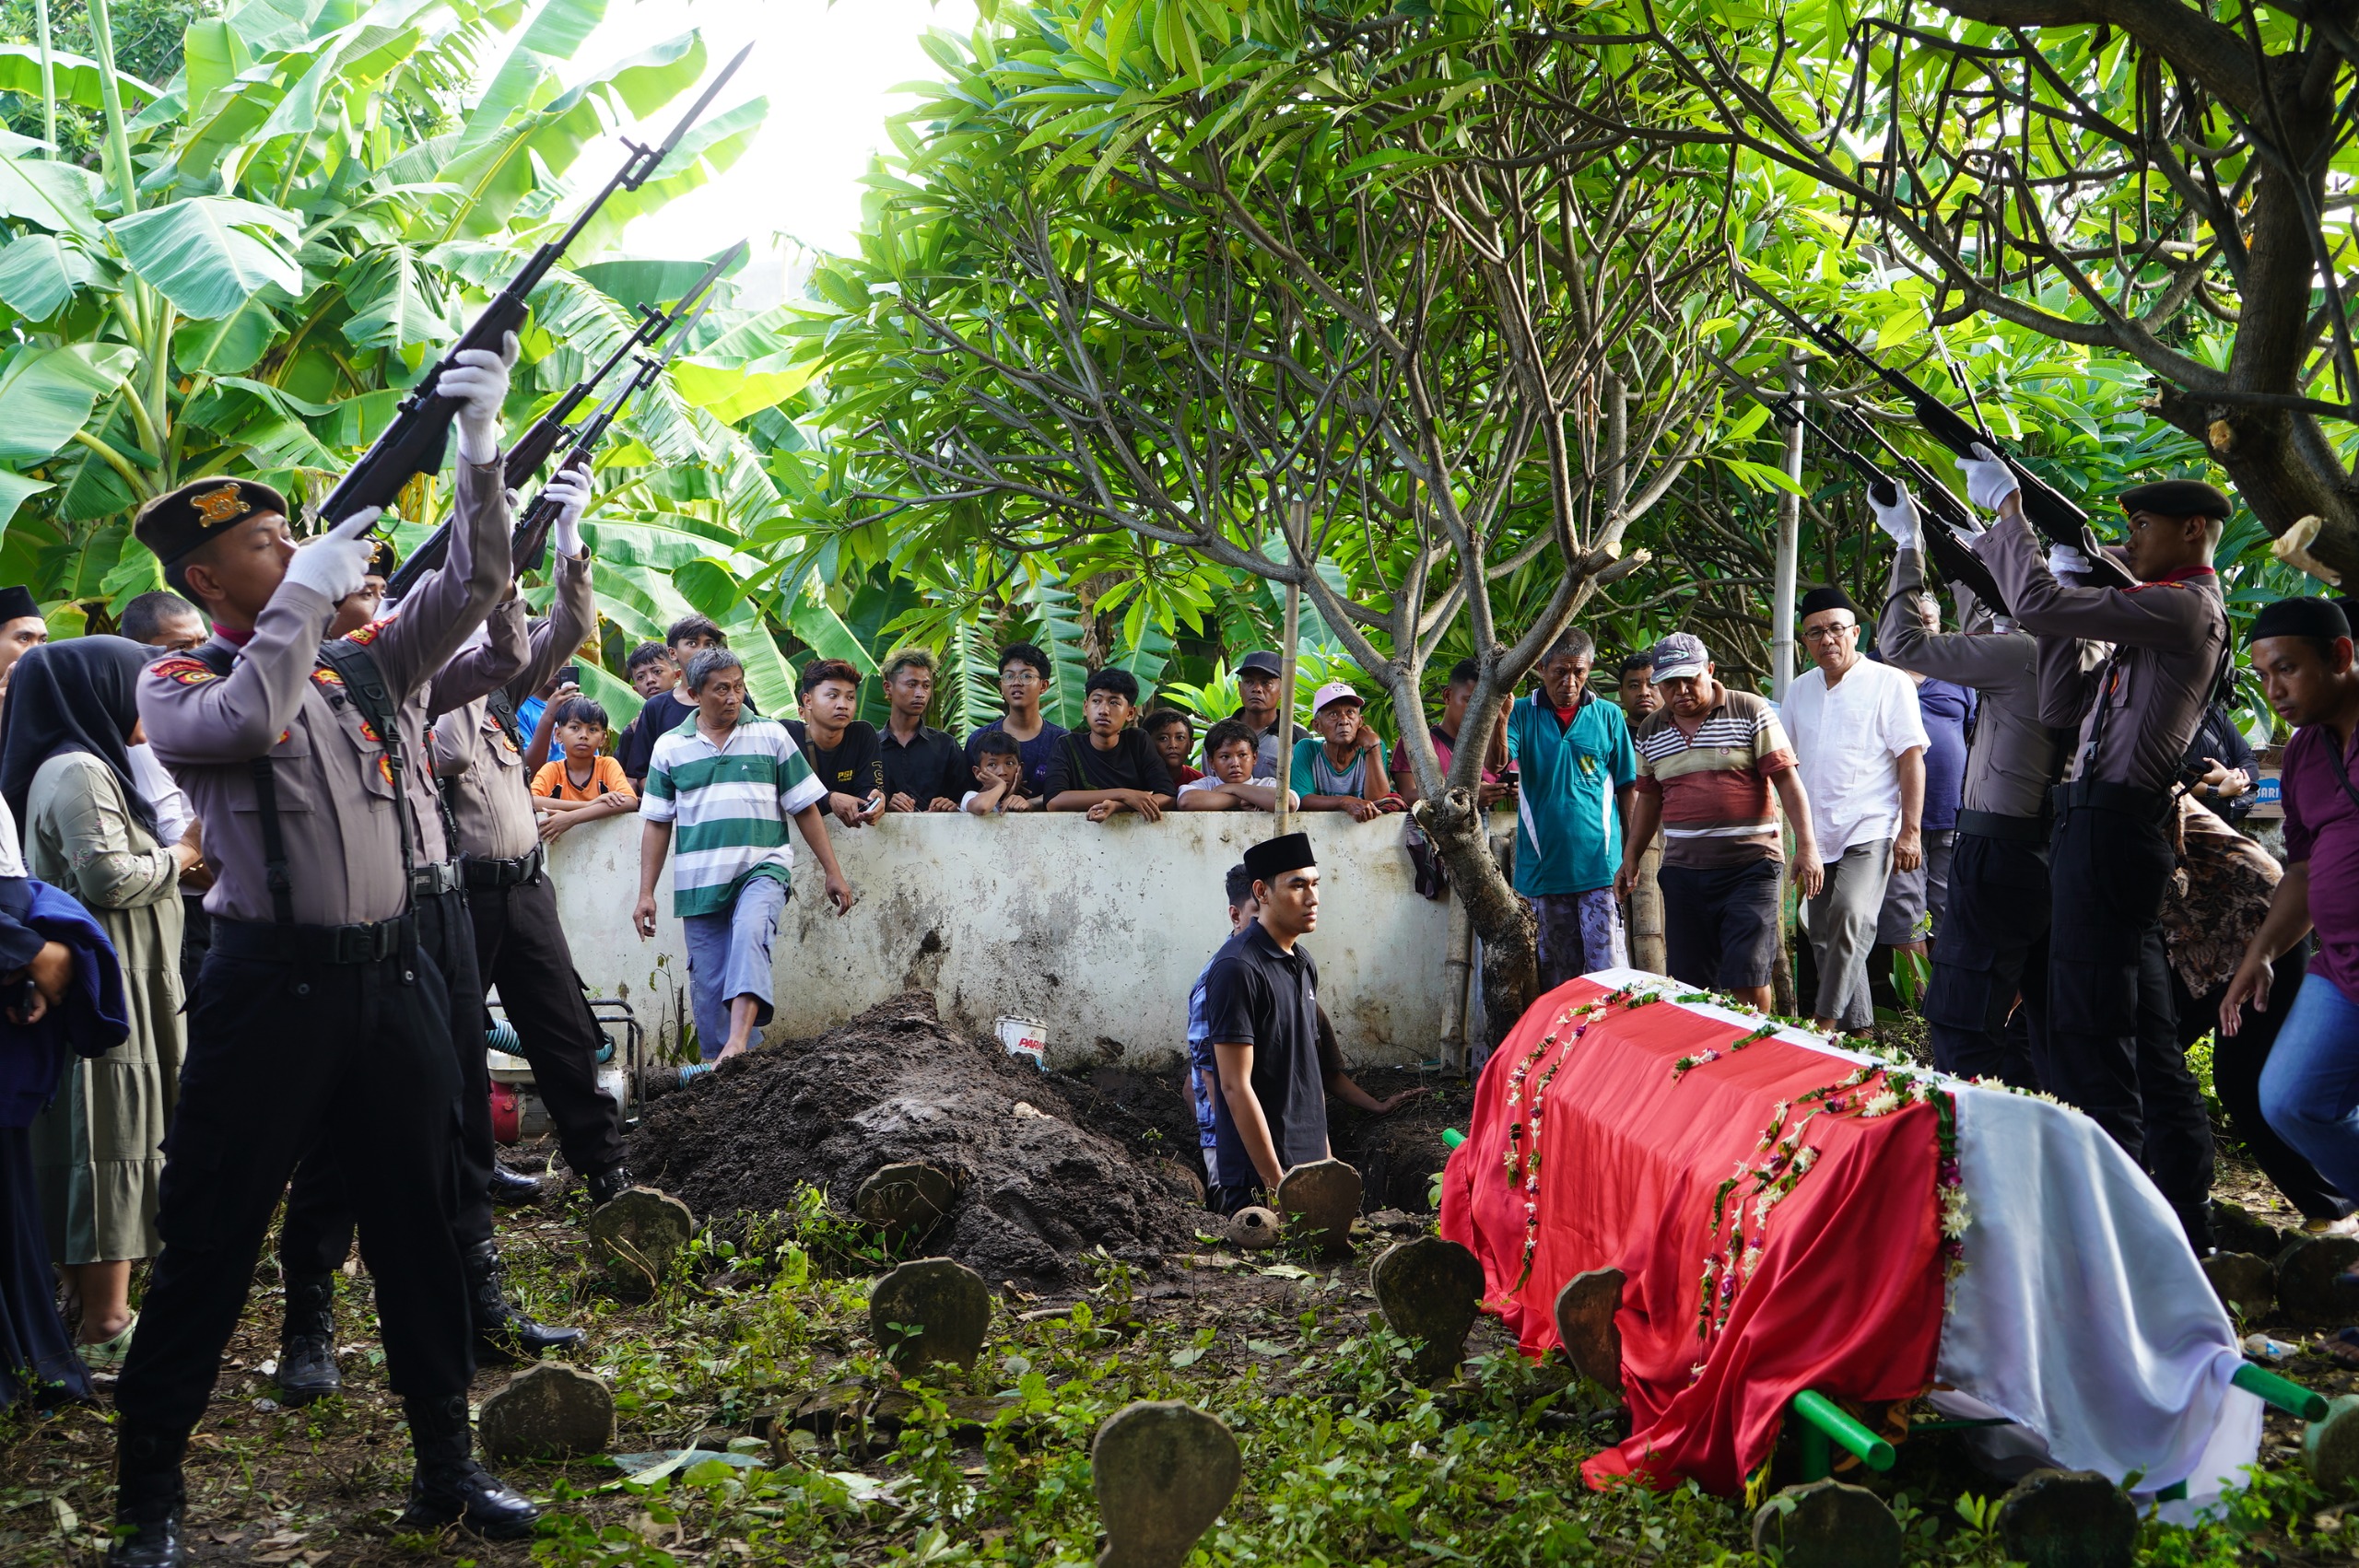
995, 1014, 1049, 1071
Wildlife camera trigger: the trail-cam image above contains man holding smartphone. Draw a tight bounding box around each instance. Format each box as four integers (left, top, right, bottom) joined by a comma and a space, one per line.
787, 658, 886, 827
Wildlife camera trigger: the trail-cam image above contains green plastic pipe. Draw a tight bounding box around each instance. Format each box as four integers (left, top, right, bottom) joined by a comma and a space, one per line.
2232, 1361, 2329, 1422
1441, 1128, 1465, 1149
1792, 1389, 1895, 1472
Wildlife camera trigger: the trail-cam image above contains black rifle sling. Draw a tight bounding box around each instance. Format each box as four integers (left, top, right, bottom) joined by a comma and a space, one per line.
315, 640, 417, 918
192, 642, 297, 926
487, 684, 523, 748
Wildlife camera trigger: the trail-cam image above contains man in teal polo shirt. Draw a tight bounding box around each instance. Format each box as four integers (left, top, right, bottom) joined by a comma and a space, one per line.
1508, 630, 1637, 989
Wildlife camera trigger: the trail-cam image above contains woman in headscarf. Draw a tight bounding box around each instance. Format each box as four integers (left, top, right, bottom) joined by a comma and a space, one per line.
0, 637, 199, 1368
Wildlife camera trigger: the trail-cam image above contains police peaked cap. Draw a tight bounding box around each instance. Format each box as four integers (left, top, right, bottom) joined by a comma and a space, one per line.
135, 478, 291, 567
2118, 479, 2232, 521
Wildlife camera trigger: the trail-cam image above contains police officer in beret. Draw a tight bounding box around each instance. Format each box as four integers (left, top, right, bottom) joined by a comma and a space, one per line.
272, 476, 594, 1412
1961, 455, 2230, 1252
431, 464, 636, 1217
107, 338, 537, 1565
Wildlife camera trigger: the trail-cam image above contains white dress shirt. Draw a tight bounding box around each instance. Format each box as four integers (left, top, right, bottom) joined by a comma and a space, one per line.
129, 741, 195, 847
1779, 657, 1930, 854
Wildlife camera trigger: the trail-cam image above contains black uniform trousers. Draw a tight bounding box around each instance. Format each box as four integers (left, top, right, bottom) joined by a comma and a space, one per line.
2173, 944, 2348, 1223
114, 935, 473, 1436
2045, 790, 2215, 1250
1921, 827, 2048, 1090
279, 886, 493, 1273
467, 871, 625, 1178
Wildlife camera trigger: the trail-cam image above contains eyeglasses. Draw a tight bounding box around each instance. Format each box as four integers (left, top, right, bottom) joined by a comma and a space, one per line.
1801, 624, 1857, 642
1001, 670, 1041, 685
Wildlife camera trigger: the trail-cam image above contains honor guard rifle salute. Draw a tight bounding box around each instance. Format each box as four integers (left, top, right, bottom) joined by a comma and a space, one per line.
1960, 449, 2232, 1253
267, 466, 600, 1413
1868, 486, 2060, 1090
109, 342, 538, 1566
430, 462, 636, 1213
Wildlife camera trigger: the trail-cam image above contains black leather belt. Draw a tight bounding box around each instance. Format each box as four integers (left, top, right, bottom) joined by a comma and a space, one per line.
1956, 808, 2050, 845
410, 860, 464, 899
213, 915, 415, 965
2051, 778, 2170, 821
463, 844, 545, 890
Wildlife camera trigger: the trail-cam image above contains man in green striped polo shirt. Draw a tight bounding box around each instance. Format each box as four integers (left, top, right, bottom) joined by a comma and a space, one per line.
634, 649, 856, 1061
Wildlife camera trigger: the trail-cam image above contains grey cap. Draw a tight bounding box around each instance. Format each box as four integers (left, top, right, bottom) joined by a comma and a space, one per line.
1237, 649, 1284, 676
1648, 632, 1709, 683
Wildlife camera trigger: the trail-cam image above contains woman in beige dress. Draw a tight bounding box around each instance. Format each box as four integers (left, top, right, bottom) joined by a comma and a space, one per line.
0, 638, 198, 1366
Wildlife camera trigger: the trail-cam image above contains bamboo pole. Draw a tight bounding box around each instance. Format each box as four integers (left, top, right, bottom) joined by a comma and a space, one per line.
1273, 499, 1305, 835
34, 0, 54, 155
1770, 353, 1804, 701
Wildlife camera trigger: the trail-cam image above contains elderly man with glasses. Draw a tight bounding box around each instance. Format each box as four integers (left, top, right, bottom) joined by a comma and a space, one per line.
1778, 586, 1930, 1035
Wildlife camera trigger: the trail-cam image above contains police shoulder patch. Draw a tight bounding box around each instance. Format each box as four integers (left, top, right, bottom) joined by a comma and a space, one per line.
342, 614, 395, 646
148, 657, 217, 685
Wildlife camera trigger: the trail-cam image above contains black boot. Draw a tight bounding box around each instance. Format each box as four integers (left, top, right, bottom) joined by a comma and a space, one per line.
276, 1272, 342, 1406
585, 1164, 634, 1208
394, 1393, 540, 1539
487, 1162, 542, 1207
108, 1425, 187, 1568
465, 1241, 584, 1363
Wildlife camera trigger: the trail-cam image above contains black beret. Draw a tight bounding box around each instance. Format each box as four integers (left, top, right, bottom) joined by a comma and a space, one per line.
2118, 479, 2232, 521
2250, 596, 2353, 645
0, 585, 38, 625
1798, 585, 1860, 621
365, 538, 398, 579
1244, 830, 1316, 883
134, 477, 291, 568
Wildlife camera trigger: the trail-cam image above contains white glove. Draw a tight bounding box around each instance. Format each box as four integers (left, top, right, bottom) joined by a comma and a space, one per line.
1955, 442, 2021, 514
283, 509, 381, 604
440, 332, 519, 465
1869, 484, 1919, 550
544, 463, 592, 558
2045, 543, 2091, 579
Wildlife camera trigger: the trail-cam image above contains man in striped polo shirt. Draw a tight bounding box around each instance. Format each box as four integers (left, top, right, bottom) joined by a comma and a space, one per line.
634, 649, 857, 1061
1614, 633, 1824, 1012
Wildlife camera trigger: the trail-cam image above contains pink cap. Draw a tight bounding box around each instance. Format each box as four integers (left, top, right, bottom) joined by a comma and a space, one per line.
1311, 680, 1363, 713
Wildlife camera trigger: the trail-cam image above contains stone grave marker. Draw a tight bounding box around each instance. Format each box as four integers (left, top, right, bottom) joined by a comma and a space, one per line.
1275, 1159, 1362, 1258
1370, 1235, 1485, 1384
2275, 1234, 2359, 1323
870, 1257, 992, 1374
2200, 1252, 2275, 1321
477, 1362, 616, 1462
1751, 1479, 1901, 1568
587, 1188, 696, 1293
1994, 1469, 2137, 1568
1092, 1400, 1242, 1568
1554, 1268, 1625, 1395
854, 1163, 957, 1243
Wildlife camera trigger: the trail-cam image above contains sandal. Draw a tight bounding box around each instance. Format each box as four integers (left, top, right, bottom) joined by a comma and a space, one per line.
75, 1311, 137, 1371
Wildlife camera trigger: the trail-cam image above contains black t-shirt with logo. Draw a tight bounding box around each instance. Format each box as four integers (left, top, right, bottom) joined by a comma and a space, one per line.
785, 719, 886, 802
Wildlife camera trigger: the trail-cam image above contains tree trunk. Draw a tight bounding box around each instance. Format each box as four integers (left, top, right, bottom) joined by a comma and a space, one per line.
1414, 786, 1535, 1048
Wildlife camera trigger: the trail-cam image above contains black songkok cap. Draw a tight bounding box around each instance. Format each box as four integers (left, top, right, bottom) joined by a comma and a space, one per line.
0, 585, 38, 625
1798, 585, 1860, 621
1244, 831, 1316, 884
134, 477, 291, 568
366, 537, 398, 579
2249, 596, 2353, 645
2118, 479, 2232, 521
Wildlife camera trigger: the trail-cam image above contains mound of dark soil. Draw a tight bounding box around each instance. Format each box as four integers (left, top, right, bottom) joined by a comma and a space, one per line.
628, 992, 1198, 1286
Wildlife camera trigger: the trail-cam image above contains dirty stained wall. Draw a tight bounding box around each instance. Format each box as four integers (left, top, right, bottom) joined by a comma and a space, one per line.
541, 811, 1459, 1070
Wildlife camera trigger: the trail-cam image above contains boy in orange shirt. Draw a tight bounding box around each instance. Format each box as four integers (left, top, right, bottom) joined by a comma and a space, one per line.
531, 697, 637, 841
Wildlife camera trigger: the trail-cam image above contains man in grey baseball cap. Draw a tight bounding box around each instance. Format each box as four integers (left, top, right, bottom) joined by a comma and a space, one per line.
1614, 632, 1824, 1011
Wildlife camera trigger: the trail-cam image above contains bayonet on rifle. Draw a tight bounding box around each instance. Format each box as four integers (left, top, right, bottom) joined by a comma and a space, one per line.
509, 278, 724, 575
323, 41, 753, 540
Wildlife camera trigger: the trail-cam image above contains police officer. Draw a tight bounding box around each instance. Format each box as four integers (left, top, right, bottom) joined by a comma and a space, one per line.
1963, 452, 2229, 1251
109, 342, 538, 1566
1869, 486, 2060, 1088
272, 475, 596, 1406
430, 471, 634, 1209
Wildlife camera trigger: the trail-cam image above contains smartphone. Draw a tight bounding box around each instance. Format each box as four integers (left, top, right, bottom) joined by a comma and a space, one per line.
556, 663, 581, 687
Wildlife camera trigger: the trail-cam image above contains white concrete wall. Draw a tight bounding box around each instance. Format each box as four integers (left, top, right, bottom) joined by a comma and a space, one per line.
542, 811, 1457, 1070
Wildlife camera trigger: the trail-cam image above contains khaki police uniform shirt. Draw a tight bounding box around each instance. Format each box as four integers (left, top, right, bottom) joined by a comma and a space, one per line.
430, 546, 594, 861
1975, 509, 2227, 794
1877, 545, 2059, 820
137, 456, 511, 927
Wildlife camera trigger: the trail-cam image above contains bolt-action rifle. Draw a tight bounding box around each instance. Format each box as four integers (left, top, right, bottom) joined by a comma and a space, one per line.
508, 280, 724, 576
336, 41, 751, 569
1766, 393, 2013, 618
1746, 280, 2110, 562
384, 240, 746, 599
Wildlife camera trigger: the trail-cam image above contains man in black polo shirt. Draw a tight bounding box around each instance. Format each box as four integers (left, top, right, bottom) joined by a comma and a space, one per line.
877, 648, 965, 812
1202, 831, 1330, 1212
